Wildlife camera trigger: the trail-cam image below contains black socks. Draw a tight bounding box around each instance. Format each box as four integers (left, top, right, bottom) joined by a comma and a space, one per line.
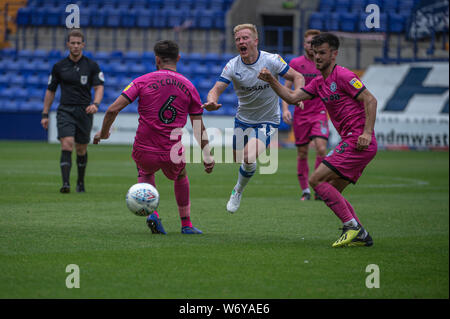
60, 150, 72, 185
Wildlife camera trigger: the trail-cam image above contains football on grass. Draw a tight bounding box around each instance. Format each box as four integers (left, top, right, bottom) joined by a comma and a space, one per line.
126, 183, 159, 216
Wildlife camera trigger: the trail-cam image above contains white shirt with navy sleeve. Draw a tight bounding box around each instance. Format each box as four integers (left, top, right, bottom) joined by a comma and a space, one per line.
219, 50, 289, 125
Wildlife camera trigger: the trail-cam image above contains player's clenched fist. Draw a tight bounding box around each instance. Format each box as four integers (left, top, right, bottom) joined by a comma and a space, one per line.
258, 68, 274, 83
201, 101, 222, 111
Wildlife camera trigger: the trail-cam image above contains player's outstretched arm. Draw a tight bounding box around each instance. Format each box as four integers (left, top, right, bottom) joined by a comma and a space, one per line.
355, 88, 377, 150
190, 114, 215, 174
93, 95, 129, 144
258, 68, 310, 105
201, 81, 228, 111
281, 79, 293, 124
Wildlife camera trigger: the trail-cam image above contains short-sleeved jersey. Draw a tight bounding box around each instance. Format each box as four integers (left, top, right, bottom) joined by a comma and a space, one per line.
301, 64, 367, 138
288, 55, 326, 117
47, 55, 104, 106
219, 50, 290, 125
121, 69, 203, 153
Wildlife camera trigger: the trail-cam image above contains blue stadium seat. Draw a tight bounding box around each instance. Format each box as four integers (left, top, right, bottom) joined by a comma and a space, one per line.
179, 0, 193, 11
105, 8, 121, 27
214, 11, 226, 29
193, 0, 209, 10
163, 0, 178, 10
0, 99, 20, 111
130, 0, 148, 10
123, 51, 142, 62
349, 0, 365, 13
398, 0, 415, 15
25, 74, 41, 88
16, 7, 32, 26
382, 0, 398, 13
17, 49, 33, 60
388, 12, 406, 32
129, 63, 146, 77
45, 7, 61, 26
153, 10, 167, 28
325, 13, 340, 31
309, 12, 325, 30
319, 0, 335, 12
148, 0, 163, 9
31, 8, 46, 26
0, 87, 15, 99
79, 7, 91, 27
210, 0, 224, 11
224, 0, 234, 10
335, 0, 351, 13
167, 9, 184, 28
197, 10, 214, 29
91, 11, 107, 27
340, 12, 358, 32
136, 9, 153, 28
93, 51, 111, 62
122, 9, 137, 27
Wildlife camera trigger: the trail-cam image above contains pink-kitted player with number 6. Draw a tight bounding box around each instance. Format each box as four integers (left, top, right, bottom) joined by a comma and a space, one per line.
94, 40, 214, 235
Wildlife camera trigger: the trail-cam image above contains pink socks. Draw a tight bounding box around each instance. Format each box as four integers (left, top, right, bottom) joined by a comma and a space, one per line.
313, 182, 355, 223
297, 158, 309, 191
174, 176, 192, 228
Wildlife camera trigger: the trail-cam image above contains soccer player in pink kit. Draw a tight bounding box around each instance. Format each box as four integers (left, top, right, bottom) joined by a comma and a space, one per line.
93, 40, 214, 235
259, 33, 377, 247
281, 29, 329, 201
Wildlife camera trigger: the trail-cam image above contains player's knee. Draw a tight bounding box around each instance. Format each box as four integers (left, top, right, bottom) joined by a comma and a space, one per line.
309, 173, 322, 188
177, 169, 187, 180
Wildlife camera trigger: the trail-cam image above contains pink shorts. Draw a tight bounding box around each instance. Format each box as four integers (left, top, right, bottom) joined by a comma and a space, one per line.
323, 133, 377, 184
293, 112, 329, 146
132, 148, 186, 181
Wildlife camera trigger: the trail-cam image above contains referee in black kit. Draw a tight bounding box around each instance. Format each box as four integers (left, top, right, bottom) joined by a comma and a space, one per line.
41, 29, 104, 193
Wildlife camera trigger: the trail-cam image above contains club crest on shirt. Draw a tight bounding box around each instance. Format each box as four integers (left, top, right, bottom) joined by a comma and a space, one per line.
350, 78, 363, 89
330, 82, 337, 92
80, 75, 88, 85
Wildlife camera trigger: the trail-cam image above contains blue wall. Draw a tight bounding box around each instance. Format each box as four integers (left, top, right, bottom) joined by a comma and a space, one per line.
0, 112, 47, 140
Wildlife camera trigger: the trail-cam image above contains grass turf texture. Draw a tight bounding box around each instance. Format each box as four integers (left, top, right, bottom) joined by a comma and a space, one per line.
0, 141, 448, 299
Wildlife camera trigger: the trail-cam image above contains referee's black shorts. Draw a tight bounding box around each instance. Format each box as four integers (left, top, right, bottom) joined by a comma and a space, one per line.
56, 104, 93, 144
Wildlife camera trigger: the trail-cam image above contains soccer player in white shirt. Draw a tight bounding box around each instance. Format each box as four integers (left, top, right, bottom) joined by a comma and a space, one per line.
202, 24, 304, 213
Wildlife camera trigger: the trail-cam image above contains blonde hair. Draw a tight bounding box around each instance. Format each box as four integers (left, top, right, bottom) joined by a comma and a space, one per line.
304, 29, 320, 38
233, 24, 258, 39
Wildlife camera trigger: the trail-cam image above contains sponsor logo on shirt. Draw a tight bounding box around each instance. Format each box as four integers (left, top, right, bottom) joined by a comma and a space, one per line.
123, 82, 133, 92
350, 78, 363, 89
277, 55, 287, 64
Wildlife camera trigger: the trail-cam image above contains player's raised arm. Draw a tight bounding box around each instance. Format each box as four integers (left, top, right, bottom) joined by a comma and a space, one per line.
201, 81, 228, 111
93, 94, 130, 144
258, 68, 311, 105
355, 88, 377, 150
280, 68, 305, 122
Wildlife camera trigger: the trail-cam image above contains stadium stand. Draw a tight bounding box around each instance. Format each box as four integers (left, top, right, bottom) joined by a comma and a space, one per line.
308, 0, 420, 33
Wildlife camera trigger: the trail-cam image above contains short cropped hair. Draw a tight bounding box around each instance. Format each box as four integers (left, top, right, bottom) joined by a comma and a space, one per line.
311, 32, 340, 50
154, 40, 179, 63
304, 29, 320, 38
67, 29, 84, 42
233, 24, 258, 39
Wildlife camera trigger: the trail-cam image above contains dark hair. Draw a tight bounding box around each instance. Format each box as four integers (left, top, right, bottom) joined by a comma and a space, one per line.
67, 29, 84, 42
154, 40, 179, 63
311, 32, 340, 50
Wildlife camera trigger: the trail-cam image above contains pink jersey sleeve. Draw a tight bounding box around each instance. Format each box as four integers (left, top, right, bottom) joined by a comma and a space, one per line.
189, 86, 203, 115
339, 70, 366, 99
301, 76, 318, 98
121, 80, 139, 102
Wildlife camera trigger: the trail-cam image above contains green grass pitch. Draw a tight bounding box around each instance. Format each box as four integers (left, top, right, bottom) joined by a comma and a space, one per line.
0, 141, 448, 299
